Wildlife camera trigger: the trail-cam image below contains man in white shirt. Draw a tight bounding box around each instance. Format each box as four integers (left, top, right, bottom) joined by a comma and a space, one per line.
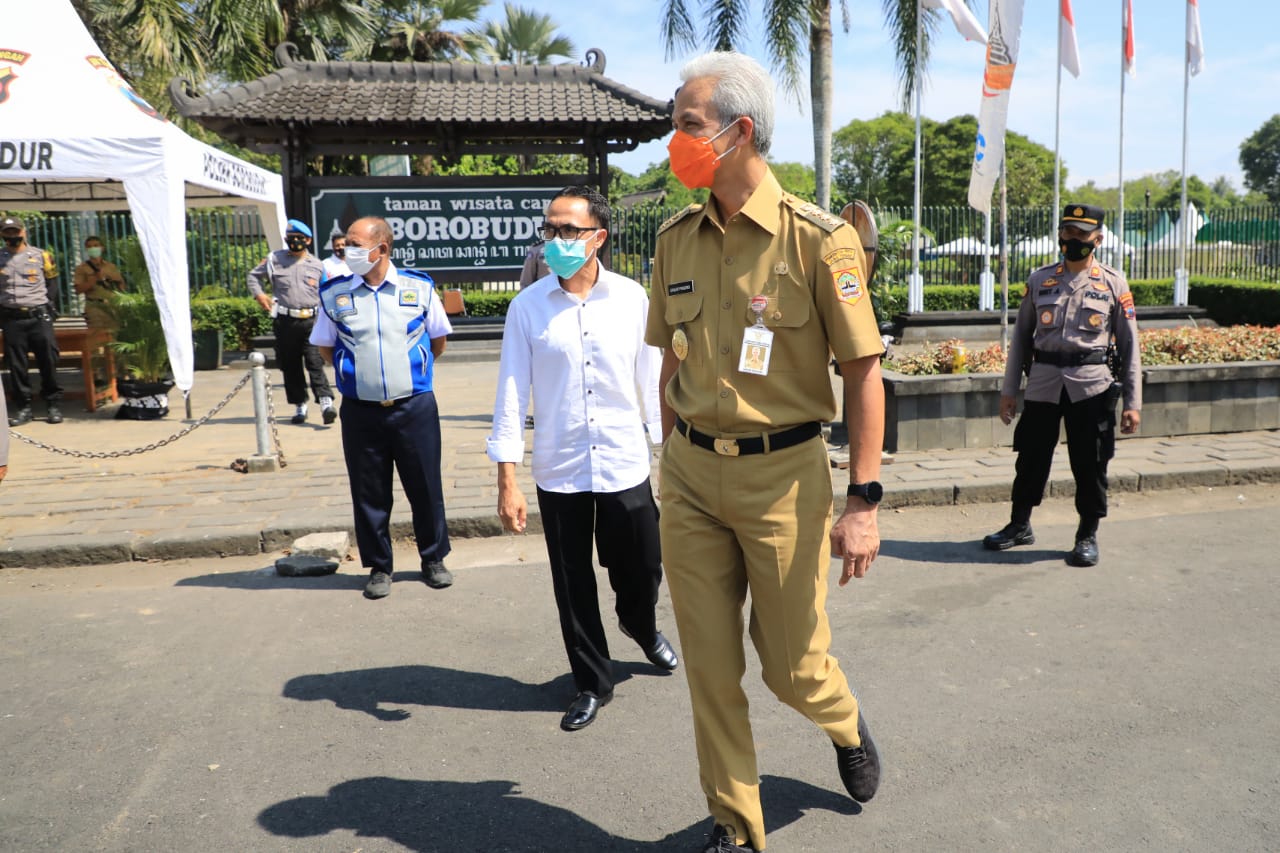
321, 234, 350, 280
487, 186, 677, 732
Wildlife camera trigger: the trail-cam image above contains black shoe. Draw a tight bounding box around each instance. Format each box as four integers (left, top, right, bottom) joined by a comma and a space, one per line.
421, 560, 453, 589
835, 713, 881, 803
983, 522, 1035, 551
46, 404, 63, 424
1066, 535, 1099, 567
8, 406, 33, 427
560, 690, 611, 732
363, 571, 392, 599
699, 824, 757, 852
620, 624, 679, 671
322, 406, 337, 425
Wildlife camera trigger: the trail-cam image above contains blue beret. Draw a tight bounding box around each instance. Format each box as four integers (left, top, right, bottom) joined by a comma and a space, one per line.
285, 219, 313, 237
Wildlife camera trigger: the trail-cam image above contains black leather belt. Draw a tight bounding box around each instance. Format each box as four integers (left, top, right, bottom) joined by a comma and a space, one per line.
347, 394, 418, 408
0, 304, 48, 317
675, 416, 821, 457
1033, 348, 1107, 367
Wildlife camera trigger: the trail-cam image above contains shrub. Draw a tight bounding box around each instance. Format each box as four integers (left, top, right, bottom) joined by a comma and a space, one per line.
189, 297, 271, 349
463, 290, 517, 318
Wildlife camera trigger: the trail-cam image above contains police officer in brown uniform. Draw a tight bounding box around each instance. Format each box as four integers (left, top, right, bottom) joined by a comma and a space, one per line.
1, 216, 63, 426
73, 235, 127, 332
984, 203, 1141, 566
248, 219, 335, 425
645, 52, 884, 853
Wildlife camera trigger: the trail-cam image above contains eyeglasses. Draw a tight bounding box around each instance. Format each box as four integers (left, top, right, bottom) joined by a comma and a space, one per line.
539, 222, 597, 241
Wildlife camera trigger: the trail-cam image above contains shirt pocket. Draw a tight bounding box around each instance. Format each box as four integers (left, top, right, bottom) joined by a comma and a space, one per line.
1076, 306, 1110, 337
1034, 301, 1062, 330
664, 292, 705, 361
744, 275, 816, 372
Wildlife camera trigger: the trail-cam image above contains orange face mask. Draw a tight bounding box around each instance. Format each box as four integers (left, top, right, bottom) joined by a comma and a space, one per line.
666, 120, 740, 189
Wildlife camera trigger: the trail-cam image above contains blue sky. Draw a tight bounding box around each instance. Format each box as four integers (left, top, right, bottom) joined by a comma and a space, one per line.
530, 0, 1280, 194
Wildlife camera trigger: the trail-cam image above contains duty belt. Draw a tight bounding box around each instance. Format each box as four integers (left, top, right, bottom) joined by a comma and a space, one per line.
675, 416, 821, 457
1032, 348, 1107, 367
347, 394, 419, 409
0, 304, 50, 318
275, 305, 317, 319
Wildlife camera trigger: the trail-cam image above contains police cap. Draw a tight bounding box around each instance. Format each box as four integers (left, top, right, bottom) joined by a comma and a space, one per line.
285, 219, 313, 237
0, 215, 25, 232
1060, 203, 1104, 232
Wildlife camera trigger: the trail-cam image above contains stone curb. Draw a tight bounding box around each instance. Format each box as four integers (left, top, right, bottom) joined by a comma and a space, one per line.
6, 462, 1278, 570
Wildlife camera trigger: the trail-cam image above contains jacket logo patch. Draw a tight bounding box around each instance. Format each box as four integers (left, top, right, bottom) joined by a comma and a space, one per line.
334, 293, 357, 319
399, 288, 419, 307
1040, 309, 1055, 326
834, 268, 863, 304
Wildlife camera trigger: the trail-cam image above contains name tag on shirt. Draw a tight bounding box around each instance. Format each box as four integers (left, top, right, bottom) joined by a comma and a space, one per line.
739, 326, 773, 376
667, 280, 694, 296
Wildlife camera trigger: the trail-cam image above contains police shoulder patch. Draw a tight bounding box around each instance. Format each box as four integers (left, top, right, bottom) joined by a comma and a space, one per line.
657, 203, 703, 236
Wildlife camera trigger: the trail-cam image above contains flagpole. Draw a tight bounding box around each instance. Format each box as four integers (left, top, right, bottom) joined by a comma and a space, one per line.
909, 0, 925, 313
1053, 3, 1063, 222
1176, 10, 1191, 307
999, 157, 1009, 353
1117, 0, 1127, 270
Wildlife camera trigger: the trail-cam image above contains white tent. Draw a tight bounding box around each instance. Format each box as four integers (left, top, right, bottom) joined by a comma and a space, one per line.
0, 0, 287, 392
1151, 202, 1204, 249
930, 236, 997, 256
1015, 225, 1135, 260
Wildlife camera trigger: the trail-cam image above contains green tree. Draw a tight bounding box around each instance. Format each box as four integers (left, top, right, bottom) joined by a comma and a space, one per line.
473, 3, 574, 64
770, 161, 816, 200
832, 112, 915, 209
1152, 174, 1214, 211
372, 0, 488, 62
1239, 114, 1280, 205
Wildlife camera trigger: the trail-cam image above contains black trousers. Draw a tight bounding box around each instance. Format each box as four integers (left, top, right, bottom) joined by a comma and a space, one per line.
273, 315, 332, 405
536, 479, 664, 697
1, 310, 62, 404
1011, 388, 1117, 522
340, 392, 450, 574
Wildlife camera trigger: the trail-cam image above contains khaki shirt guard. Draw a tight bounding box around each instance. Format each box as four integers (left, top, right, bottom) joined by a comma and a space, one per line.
645, 171, 883, 435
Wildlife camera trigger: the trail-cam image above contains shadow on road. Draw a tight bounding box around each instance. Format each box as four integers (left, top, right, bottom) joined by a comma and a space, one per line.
176, 568, 422, 592
257, 774, 855, 851
282, 662, 670, 720
879, 538, 1064, 566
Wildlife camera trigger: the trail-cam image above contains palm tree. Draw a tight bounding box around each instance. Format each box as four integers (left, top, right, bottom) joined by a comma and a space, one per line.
373, 0, 488, 62
660, 0, 948, 211
473, 3, 575, 65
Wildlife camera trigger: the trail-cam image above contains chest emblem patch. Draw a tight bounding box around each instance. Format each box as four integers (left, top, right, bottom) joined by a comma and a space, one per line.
1040, 309, 1055, 326
399, 288, 420, 307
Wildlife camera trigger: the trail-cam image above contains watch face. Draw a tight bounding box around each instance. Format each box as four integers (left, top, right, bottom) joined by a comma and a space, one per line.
866, 481, 884, 503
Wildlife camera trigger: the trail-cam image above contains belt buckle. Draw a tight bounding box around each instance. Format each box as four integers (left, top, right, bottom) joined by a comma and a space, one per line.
380, 399, 395, 407
713, 438, 740, 457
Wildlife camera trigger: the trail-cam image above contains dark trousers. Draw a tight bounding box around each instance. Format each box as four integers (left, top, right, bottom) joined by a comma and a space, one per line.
273, 315, 332, 405
1011, 388, 1117, 522
535, 479, 664, 697
340, 392, 450, 574
1, 310, 62, 404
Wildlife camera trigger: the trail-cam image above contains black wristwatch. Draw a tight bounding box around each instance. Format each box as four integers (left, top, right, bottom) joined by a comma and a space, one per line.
847, 481, 884, 505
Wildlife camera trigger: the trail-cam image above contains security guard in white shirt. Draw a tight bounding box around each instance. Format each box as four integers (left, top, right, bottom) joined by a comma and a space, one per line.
310, 216, 454, 600
488, 186, 677, 733
248, 219, 335, 425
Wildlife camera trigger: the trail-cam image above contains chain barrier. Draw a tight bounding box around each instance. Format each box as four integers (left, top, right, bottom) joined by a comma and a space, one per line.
6, 367, 286, 466
263, 375, 288, 469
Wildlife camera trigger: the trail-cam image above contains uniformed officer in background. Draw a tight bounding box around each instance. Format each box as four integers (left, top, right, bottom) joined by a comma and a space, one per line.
1, 216, 63, 426
310, 216, 454, 600
248, 219, 335, 425
645, 52, 884, 853
73, 235, 127, 332
984, 203, 1142, 567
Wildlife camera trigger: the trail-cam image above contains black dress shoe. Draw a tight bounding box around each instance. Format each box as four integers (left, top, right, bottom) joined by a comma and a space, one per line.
619, 624, 679, 671
560, 690, 610, 732
983, 522, 1035, 550
834, 713, 881, 803
699, 824, 757, 852
46, 404, 63, 424
8, 406, 32, 427
1066, 535, 1099, 567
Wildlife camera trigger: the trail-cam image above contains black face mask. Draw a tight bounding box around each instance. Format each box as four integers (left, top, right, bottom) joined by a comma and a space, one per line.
3, 235, 22, 248
333, 248, 345, 258
1059, 237, 1095, 262
287, 238, 308, 252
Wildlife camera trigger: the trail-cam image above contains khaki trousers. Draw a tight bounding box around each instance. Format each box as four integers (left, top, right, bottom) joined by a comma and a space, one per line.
660, 431, 861, 851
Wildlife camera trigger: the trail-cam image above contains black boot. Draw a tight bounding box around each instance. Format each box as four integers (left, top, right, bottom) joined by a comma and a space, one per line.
8, 405, 33, 427
983, 521, 1035, 550
46, 402, 63, 424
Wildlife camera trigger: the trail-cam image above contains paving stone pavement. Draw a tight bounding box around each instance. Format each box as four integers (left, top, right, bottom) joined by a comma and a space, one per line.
4, 343, 1278, 568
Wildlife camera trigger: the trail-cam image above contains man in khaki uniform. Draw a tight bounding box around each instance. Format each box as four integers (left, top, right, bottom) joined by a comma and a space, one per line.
645, 52, 885, 853
73, 235, 127, 331
984, 203, 1141, 566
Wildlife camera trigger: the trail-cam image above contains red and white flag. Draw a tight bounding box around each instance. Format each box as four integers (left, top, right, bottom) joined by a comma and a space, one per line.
1187, 0, 1206, 76
922, 0, 988, 44
1059, 0, 1080, 77
1123, 0, 1136, 75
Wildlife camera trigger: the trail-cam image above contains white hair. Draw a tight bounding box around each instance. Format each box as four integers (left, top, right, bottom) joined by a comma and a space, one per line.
679, 51, 775, 158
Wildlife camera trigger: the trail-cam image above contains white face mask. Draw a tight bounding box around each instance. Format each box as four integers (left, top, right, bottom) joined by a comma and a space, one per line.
345, 244, 378, 276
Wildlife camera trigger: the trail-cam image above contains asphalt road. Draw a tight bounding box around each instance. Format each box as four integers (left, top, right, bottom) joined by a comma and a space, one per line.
1, 486, 1277, 852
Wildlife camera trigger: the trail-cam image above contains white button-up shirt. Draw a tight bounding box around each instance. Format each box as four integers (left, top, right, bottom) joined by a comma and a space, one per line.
487, 267, 662, 494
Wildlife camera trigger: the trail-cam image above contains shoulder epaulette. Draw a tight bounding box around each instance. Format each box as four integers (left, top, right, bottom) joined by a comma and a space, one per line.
319, 273, 354, 292
399, 267, 435, 285
786, 197, 847, 234
657, 204, 703, 236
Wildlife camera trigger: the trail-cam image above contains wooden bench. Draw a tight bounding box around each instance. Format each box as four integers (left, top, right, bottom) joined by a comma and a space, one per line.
0, 319, 118, 412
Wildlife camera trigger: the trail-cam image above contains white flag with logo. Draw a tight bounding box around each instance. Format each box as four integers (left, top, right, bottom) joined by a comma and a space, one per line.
922, 0, 988, 44
1187, 0, 1205, 76
1059, 0, 1080, 78
967, 0, 1026, 214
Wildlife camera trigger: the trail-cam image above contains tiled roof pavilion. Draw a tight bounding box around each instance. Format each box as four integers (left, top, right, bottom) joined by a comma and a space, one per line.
170, 44, 674, 212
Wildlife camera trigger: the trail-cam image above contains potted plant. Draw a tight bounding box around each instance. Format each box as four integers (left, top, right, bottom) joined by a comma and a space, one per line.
109, 289, 174, 419
190, 285, 226, 370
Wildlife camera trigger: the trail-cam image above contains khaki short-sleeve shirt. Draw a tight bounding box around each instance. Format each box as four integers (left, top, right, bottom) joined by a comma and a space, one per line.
645, 171, 883, 435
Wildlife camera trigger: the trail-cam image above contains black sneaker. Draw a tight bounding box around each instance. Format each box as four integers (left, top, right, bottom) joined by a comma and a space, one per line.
422, 560, 453, 589
983, 522, 1035, 550
834, 713, 881, 803
1066, 535, 1099, 567
364, 571, 392, 599
700, 824, 756, 852
46, 403, 63, 424
322, 406, 337, 425
8, 406, 33, 427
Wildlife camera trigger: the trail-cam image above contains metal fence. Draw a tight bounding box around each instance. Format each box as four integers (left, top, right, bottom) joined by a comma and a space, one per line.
18, 203, 1280, 313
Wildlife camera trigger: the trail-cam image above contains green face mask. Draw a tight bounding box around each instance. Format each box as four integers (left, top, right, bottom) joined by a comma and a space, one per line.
86, 247, 104, 259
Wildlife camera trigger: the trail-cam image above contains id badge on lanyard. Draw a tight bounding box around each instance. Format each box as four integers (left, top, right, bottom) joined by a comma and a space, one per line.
738, 294, 773, 376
